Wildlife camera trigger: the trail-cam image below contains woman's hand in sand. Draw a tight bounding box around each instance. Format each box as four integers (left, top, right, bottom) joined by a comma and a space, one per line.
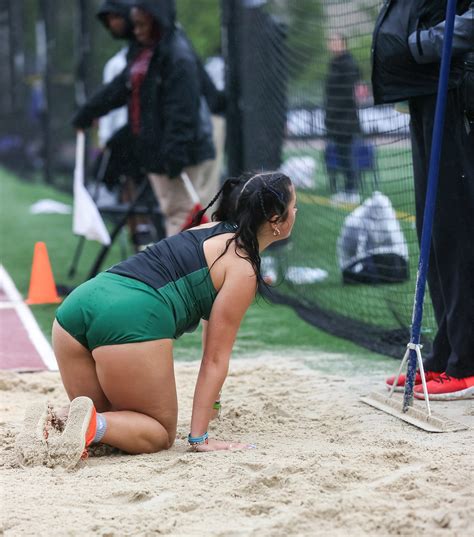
193, 439, 256, 452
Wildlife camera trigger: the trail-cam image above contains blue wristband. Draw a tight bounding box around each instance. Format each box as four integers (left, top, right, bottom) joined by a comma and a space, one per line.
188, 431, 209, 445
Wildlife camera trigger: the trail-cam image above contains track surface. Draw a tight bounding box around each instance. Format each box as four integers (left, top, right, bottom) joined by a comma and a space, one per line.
0, 265, 57, 371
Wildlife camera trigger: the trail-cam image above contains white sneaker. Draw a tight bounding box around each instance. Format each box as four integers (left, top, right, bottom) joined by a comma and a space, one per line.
330, 192, 360, 205
345, 192, 361, 204
285, 266, 328, 284
330, 192, 346, 203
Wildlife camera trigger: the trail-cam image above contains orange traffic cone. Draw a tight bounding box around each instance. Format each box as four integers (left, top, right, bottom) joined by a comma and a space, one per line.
26, 242, 62, 305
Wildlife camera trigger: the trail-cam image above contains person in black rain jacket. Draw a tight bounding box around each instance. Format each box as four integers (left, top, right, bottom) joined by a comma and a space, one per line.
374, 0, 474, 400
73, 0, 215, 237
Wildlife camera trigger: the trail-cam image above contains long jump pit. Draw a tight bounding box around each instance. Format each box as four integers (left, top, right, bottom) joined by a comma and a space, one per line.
0, 264, 472, 536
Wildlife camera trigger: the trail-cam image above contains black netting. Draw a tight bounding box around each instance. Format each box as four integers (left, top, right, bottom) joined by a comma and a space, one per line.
2, 0, 437, 357
223, 0, 434, 358
0, 0, 124, 186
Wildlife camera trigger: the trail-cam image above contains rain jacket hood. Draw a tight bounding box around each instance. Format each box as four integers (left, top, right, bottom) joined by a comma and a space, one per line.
133, 0, 176, 34
97, 0, 135, 39
73, 0, 214, 175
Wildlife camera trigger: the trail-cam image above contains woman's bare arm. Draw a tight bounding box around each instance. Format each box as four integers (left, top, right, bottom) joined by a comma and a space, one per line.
190, 256, 256, 444
200, 320, 220, 421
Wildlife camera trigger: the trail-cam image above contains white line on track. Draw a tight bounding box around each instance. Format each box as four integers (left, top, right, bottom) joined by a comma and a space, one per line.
0, 264, 58, 370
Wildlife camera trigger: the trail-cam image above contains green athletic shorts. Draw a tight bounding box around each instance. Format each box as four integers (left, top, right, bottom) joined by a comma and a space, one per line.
55, 272, 176, 350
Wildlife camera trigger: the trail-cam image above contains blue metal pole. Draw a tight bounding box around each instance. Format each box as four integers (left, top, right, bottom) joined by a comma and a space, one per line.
403, 0, 458, 411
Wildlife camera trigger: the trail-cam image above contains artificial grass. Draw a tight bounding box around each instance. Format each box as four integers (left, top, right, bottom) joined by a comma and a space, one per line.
0, 167, 387, 362
275, 144, 436, 339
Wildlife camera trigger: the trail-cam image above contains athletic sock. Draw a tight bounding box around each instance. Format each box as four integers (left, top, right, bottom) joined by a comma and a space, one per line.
92, 413, 107, 444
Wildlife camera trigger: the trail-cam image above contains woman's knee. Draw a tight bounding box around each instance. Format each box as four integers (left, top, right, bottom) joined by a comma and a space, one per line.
158, 423, 177, 451
154, 411, 177, 450
166, 427, 177, 448
141, 425, 176, 453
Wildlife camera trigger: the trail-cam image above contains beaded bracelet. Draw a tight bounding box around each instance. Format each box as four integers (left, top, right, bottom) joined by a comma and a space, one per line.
188, 431, 209, 447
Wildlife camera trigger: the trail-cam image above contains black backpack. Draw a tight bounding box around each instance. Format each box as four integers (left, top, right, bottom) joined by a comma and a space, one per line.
337, 192, 410, 285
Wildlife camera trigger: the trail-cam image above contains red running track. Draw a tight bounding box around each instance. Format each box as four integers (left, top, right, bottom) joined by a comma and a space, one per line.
0, 266, 57, 371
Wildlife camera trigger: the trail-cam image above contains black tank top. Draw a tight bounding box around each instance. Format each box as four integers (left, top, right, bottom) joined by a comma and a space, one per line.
107, 221, 238, 336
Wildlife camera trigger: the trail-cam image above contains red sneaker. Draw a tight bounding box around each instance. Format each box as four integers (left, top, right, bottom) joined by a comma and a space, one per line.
414, 373, 474, 400
386, 370, 442, 392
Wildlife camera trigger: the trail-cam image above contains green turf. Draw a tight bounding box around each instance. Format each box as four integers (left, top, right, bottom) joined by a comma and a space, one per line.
0, 169, 128, 337
0, 167, 388, 363
275, 144, 436, 338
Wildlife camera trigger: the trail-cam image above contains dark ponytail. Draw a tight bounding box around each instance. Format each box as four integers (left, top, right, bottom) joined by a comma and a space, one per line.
187, 171, 293, 284
187, 176, 243, 229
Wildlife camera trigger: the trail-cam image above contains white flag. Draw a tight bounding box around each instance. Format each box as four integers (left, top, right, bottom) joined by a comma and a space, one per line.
73, 132, 111, 245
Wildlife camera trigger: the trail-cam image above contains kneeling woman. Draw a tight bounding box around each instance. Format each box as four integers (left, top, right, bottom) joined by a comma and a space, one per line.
17, 171, 297, 467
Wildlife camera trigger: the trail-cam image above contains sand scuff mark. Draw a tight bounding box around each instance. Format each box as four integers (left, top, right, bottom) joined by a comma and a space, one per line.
1, 356, 473, 536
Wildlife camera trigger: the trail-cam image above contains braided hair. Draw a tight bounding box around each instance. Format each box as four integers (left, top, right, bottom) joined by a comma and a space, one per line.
190, 171, 293, 284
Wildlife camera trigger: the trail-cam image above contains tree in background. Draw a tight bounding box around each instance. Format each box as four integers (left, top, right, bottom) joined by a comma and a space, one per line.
176, 0, 221, 58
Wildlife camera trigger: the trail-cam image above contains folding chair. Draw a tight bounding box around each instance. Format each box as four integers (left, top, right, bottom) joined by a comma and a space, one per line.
324, 139, 379, 194
85, 177, 165, 280
324, 142, 340, 194
352, 139, 379, 192
67, 153, 165, 281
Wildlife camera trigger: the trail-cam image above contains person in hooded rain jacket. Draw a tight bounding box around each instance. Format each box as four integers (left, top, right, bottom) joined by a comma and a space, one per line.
373, 0, 474, 401
73, 0, 215, 237
96, 0, 136, 147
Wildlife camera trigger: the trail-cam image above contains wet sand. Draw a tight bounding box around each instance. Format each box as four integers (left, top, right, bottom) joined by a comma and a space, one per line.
1, 354, 473, 536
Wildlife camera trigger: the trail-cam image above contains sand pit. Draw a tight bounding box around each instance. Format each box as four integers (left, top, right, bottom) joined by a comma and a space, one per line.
1, 354, 473, 536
